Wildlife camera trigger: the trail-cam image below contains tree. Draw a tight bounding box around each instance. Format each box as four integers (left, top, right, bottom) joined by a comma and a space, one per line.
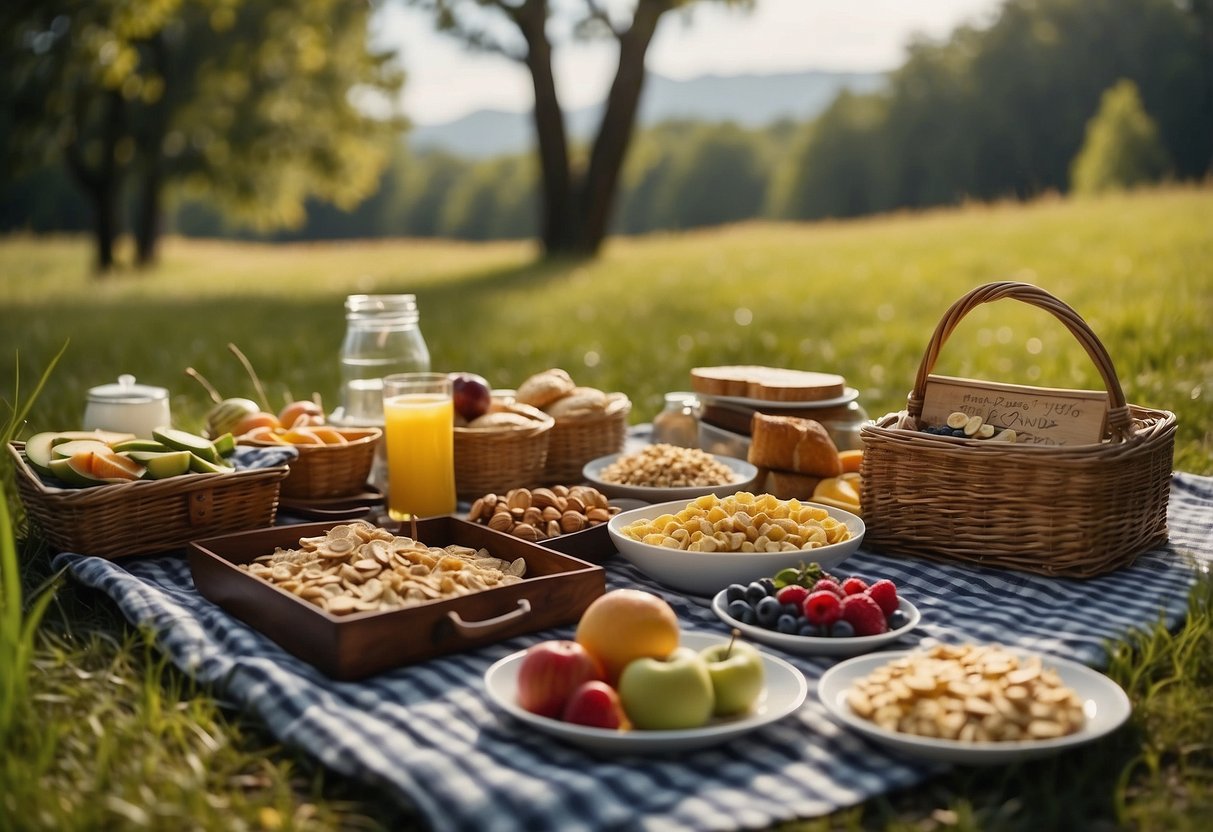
0, 0, 403, 273
407, 0, 749, 258
1070, 79, 1171, 193
652, 122, 768, 229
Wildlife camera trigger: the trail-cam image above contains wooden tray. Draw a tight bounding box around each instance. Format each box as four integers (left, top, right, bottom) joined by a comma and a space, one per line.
188, 516, 605, 680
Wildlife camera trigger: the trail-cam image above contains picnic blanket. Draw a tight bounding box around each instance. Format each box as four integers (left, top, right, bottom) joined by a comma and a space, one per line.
54, 473, 1213, 832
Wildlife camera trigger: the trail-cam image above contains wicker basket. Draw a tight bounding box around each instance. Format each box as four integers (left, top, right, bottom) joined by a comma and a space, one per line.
245, 428, 381, 500
543, 396, 631, 484
7, 442, 288, 559
860, 282, 1176, 578
454, 402, 554, 499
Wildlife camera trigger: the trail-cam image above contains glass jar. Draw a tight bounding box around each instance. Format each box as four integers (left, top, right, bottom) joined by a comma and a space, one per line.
813, 400, 871, 451
83, 374, 172, 438
332, 294, 431, 426
651, 392, 700, 448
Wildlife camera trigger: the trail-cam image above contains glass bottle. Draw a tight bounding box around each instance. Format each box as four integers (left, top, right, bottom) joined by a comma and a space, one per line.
651, 392, 700, 448
332, 294, 431, 426
814, 400, 871, 451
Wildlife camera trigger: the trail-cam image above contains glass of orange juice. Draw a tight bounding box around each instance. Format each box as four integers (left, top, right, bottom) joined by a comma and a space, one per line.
382, 372, 456, 520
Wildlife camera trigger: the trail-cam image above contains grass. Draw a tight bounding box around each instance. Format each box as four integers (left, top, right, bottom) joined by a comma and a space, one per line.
1, 186, 1211, 829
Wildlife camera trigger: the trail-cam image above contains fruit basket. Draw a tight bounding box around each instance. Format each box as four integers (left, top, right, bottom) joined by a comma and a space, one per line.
860, 281, 1176, 578
543, 395, 631, 485
7, 441, 289, 559
454, 402, 554, 500
244, 427, 381, 500
188, 516, 604, 680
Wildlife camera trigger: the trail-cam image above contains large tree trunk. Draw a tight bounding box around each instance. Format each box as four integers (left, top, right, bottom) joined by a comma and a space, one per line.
517, 1, 576, 254
65, 90, 125, 275
134, 161, 162, 268
134, 33, 170, 269
575, 1, 669, 255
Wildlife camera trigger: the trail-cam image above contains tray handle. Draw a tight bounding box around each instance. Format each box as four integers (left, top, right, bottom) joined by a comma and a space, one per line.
446, 599, 532, 638
906, 281, 1133, 440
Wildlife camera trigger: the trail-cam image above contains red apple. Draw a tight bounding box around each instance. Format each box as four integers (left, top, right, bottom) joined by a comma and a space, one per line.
515, 640, 605, 719
451, 372, 492, 422
561, 680, 630, 730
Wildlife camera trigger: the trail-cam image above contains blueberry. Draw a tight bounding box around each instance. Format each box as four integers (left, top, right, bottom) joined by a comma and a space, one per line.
726, 599, 757, 625
776, 614, 799, 635
888, 610, 909, 630
783, 602, 801, 618
744, 581, 768, 605
950, 428, 966, 437
831, 620, 856, 638
755, 596, 783, 628
758, 577, 776, 595
725, 583, 748, 604
797, 623, 821, 637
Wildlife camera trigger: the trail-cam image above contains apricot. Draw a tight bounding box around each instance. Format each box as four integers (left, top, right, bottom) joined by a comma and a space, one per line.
243, 426, 288, 444
89, 448, 144, 481
309, 427, 349, 445
281, 428, 325, 446
575, 589, 681, 684
232, 411, 281, 436
279, 400, 325, 430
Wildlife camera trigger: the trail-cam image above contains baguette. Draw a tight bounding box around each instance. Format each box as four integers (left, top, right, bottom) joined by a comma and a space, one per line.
747, 413, 842, 477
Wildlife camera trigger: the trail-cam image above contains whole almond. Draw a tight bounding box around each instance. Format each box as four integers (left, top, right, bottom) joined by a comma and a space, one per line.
542, 505, 562, 523
511, 523, 540, 542
560, 511, 587, 534
546, 519, 562, 538
468, 497, 487, 523
506, 488, 531, 511
522, 506, 544, 527
564, 494, 586, 514
586, 507, 611, 524
488, 512, 513, 532
552, 484, 570, 498
531, 487, 559, 510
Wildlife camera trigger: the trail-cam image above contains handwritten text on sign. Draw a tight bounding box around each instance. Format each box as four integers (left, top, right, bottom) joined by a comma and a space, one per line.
920, 375, 1108, 446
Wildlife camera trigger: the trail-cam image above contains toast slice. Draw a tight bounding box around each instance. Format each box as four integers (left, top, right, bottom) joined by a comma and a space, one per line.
690, 365, 845, 403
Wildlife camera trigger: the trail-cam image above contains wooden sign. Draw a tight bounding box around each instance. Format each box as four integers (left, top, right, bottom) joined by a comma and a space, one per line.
920, 374, 1108, 446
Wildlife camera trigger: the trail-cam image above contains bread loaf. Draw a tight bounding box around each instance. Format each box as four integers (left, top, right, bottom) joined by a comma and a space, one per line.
747, 413, 842, 477
691, 366, 845, 403
754, 468, 822, 501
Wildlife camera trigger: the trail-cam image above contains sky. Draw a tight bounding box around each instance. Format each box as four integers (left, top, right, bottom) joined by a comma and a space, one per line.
374, 0, 1007, 126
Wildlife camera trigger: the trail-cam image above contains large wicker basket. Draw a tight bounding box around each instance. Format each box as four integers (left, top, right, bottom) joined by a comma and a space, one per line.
542, 396, 631, 484
245, 428, 380, 499
7, 442, 288, 559
454, 402, 554, 499
860, 281, 1176, 578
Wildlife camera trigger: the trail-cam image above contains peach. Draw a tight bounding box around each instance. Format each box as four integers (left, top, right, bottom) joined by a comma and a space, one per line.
309, 427, 349, 445
279, 400, 325, 430
232, 411, 281, 436
280, 428, 325, 446
575, 589, 681, 684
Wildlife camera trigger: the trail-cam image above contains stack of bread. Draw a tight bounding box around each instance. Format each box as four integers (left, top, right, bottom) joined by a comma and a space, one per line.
515, 368, 631, 483
747, 412, 863, 514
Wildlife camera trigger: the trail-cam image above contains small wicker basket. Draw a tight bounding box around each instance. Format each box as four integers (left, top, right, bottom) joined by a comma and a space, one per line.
454, 402, 554, 499
543, 396, 631, 485
244, 428, 381, 500
7, 442, 288, 559
860, 281, 1176, 578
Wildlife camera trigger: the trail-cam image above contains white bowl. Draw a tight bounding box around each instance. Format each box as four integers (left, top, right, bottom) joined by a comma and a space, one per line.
583, 452, 759, 503
606, 498, 865, 596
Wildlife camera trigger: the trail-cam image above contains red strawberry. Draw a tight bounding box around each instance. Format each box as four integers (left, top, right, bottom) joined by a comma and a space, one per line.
776, 584, 810, 607
840, 594, 888, 636
802, 590, 842, 627
866, 579, 899, 616
811, 578, 844, 597
840, 576, 869, 596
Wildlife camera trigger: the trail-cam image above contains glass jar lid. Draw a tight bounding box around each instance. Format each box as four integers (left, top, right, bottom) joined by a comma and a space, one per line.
86, 374, 168, 404
345, 294, 419, 324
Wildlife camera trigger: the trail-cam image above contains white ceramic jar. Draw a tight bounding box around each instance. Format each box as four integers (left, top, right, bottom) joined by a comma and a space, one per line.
83, 374, 172, 438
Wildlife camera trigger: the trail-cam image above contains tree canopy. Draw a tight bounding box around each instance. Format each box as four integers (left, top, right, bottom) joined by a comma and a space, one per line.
1071, 79, 1172, 194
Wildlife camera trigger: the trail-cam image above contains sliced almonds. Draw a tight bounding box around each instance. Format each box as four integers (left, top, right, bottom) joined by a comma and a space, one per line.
847, 643, 1087, 742
239, 521, 526, 616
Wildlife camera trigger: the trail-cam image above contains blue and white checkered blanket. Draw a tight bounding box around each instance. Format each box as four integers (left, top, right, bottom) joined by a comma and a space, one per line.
54, 473, 1213, 832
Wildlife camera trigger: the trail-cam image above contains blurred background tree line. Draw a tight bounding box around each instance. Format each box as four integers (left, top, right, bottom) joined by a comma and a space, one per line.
2, 0, 1211, 268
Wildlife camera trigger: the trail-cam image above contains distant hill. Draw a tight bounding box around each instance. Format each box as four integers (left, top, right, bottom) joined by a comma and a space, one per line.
410, 69, 886, 158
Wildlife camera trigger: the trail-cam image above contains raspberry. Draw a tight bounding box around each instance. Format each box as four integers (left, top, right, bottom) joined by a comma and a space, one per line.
840, 594, 888, 636
841, 576, 869, 596
802, 590, 842, 627
811, 578, 844, 597
866, 579, 899, 616
775, 585, 810, 607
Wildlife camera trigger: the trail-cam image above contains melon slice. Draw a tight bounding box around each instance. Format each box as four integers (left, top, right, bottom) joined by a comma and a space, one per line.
90, 448, 145, 481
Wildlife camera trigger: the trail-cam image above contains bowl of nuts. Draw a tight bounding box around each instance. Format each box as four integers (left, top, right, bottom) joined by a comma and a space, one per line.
606, 492, 864, 596
582, 444, 759, 504
465, 485, 640, 562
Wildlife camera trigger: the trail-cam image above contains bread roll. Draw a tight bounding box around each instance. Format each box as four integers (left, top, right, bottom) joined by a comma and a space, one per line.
747, 413, 842, 477
516, 369, 575, 409
545, 386, 607, 418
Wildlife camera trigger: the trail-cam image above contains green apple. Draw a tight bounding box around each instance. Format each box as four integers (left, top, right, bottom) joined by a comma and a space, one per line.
617, 647, 715, 730
700, 637, 766, 717
127, 450, 193, 479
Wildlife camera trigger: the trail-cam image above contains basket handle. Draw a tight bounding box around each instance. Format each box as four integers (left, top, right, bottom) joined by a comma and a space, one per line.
906, 281, 1133, 440
446, 598, 532, 638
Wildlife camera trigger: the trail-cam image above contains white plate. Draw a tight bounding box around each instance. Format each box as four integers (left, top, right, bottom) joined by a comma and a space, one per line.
712, 591, 921, 657
483, 631, 808, 753
607, 499, 864, 596
583, 452, 759, 504
818, 649, 1132, 764
698, 387, 860, 411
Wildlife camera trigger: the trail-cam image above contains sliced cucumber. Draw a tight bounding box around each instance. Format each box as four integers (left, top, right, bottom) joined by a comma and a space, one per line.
153, 427, 221, 464
126, 450, 192, 479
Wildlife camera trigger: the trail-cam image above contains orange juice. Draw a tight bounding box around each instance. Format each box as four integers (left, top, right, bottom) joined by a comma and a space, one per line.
383, 391, 456, 519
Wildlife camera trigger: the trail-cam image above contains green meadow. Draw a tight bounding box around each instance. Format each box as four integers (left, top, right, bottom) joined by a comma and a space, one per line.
1, 187, 1211, 829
